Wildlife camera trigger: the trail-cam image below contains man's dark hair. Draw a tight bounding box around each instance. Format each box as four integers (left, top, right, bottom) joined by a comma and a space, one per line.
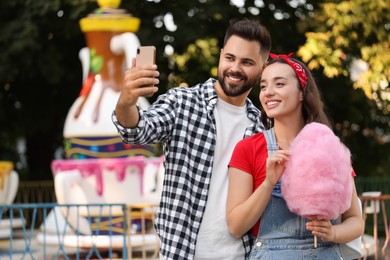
223, 18, 272, 61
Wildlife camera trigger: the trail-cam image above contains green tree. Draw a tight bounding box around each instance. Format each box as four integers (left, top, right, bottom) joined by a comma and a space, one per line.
0, 0, 95, 179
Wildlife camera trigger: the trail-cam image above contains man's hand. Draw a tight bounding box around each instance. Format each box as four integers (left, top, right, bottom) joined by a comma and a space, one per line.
115, 58, 159, 128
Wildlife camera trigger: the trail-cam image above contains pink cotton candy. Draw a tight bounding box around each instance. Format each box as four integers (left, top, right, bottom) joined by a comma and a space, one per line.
281, 122, 353, 220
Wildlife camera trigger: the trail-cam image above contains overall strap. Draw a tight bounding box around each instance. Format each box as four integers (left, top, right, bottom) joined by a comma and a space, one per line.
263, 128, 279, 156
263, 128, 282, 197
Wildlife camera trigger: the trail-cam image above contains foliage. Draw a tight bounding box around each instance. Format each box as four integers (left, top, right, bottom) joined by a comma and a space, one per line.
297, 0, 390, 113
0, 0, 95, 179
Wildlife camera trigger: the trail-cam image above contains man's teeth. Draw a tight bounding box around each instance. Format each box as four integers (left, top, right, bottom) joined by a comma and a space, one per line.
228, 76, 241, 81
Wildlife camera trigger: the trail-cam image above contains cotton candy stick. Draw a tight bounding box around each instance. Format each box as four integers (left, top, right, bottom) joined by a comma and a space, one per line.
309, 215, 318, 248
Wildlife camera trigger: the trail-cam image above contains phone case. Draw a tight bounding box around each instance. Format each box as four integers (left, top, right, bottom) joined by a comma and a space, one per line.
136, 46, 156, 66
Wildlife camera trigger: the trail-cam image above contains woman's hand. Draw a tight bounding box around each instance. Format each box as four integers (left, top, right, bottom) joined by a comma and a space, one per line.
264, 150, 291, 187
306, 217, 336, 242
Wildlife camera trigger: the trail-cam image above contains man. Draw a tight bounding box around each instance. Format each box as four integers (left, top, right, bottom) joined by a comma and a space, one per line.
112, 18, 271, 259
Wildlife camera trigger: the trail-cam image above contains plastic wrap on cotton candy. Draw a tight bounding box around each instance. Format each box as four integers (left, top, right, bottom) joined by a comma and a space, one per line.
281, 122, 353, 220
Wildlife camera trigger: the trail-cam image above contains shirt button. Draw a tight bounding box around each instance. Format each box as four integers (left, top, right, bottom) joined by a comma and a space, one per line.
256, 241, 262, 247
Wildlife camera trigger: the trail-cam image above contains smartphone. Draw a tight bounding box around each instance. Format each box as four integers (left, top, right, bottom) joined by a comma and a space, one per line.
136, 46, 156, 67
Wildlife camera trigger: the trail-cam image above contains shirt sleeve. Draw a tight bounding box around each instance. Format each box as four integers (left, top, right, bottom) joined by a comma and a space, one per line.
228, 137, 253, 175
112, 90, 179, 145
111, 106, 145, 143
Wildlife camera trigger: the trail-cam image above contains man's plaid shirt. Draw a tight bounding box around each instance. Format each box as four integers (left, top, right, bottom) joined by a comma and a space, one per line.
112, 78, 263, 259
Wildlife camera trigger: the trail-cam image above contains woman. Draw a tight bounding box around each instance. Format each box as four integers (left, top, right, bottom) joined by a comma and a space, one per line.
226, 53, 364, 259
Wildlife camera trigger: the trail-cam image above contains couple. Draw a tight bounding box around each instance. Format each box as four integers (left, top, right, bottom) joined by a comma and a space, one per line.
112, 18, 363, 259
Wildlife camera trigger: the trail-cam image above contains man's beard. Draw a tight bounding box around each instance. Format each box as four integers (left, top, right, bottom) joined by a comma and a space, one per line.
218, 70, 258, 97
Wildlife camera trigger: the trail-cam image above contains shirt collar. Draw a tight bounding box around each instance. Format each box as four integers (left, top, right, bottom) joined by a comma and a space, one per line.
202, 78, 260, 122
203, 78, 219, 104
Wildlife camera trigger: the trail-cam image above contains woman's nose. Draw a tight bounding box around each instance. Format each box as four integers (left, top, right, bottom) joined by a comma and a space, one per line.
264, 85, 275, 96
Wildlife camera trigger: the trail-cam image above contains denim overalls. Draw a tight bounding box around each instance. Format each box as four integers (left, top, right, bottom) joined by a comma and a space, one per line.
249, 128, 343, 260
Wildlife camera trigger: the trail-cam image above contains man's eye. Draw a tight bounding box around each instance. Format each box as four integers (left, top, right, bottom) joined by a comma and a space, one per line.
226, 56, 234, 61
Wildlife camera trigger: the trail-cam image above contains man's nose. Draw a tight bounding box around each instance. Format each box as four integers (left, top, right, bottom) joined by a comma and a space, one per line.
230, 61, 242, 71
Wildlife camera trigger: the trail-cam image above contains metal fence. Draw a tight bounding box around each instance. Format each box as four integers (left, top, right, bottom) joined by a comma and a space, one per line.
0, 202, 159, 260
5, 182, 160, 259
13, 181, 56, 229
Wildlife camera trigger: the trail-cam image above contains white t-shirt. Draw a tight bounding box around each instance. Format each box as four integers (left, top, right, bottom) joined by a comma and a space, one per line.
194, 98, 252, 259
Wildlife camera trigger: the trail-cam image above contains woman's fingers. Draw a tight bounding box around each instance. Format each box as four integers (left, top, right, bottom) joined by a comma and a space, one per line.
306, 219, 335, 242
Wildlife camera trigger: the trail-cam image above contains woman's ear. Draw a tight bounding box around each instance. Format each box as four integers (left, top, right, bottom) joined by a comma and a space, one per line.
299, 91, 304, 102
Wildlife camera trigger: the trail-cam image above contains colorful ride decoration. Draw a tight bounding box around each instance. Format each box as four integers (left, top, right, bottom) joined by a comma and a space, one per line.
63, 0, 156, 159
51, 0, 163, 239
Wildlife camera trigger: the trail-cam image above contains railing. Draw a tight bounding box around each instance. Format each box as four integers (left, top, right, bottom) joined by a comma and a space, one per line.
6, 181, 159, 259
13, 180, 56, 228
0, 203, 159, 260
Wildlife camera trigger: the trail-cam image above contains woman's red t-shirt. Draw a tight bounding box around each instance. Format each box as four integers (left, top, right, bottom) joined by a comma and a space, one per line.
228, 132, 268, 236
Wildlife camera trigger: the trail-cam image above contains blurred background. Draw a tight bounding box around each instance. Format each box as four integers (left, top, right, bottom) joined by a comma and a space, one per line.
0, 1, 389, 186
0, 1, 389, 257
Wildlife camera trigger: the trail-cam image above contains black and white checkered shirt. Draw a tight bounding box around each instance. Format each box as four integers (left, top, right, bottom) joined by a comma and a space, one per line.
112, 78, 263, 259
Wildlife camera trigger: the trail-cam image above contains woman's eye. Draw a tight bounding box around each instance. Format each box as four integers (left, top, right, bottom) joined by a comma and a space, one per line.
260, 84, 267, 90
276, 82, 285, 87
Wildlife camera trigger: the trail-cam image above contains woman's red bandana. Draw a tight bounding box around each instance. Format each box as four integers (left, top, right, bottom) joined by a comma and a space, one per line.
269, 52, 308, 89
